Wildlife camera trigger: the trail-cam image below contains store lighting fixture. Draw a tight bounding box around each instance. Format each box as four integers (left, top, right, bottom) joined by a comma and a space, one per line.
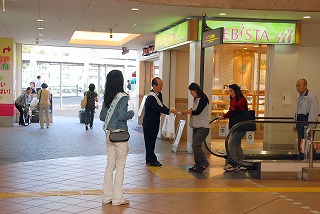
219, 13, 227, 16
36, 0, 44, 45
131, 8, 139, 11
303, 16, 311, 19
2, 0, 5, 12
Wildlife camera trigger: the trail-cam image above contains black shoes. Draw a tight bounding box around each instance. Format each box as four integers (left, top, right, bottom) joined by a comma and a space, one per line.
188, 164, 209, 173
148, 161, 162, 167
85, 125, 88, 130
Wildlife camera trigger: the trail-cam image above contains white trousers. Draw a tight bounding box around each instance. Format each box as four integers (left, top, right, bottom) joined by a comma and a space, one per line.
102, 131, 128, 204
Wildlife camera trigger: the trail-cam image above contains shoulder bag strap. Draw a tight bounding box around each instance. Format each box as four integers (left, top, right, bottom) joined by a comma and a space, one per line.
103, 92, 126, 131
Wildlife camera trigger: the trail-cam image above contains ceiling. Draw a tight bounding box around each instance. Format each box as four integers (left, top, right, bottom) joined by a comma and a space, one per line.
0, 0, 320, 51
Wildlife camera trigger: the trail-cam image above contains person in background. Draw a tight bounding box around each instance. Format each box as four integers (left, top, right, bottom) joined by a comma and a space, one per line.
35, 75, 42, 92
100, 70, 134, 206
15, 87, 33, 126
293, 79, 319, 160
37, 83, 51, 129
126, 80, 131, 98
30, 82, 36, 94
218, 84, 248, 172
84, 83, 98, 130
143, 77, 178, 166
179, 83, 210, 173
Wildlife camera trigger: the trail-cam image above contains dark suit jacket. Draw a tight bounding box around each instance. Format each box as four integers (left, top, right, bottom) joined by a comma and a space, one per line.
142, 90, 170, 130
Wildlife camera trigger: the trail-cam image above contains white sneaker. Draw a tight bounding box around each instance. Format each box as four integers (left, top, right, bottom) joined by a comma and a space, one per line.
112, 199, 129, 206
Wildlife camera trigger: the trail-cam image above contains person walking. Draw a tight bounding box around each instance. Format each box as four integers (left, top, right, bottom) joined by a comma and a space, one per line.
143, 77, 178, 166
84, 83, 98, 130
15, 87, 33, 126
35, 75, 42, 92
293, 78, 319, 160
218, 84, 249, 172
179, 83, 210, 173
100, 70, 134, 206
37, 83, 51, 129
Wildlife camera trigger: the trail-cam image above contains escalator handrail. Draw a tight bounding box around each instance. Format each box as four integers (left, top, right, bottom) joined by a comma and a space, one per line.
204, 116, 296, 159
204, 117, 228, 158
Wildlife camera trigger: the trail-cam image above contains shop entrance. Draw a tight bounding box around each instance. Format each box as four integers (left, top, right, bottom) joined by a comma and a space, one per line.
212, 44, 268, 118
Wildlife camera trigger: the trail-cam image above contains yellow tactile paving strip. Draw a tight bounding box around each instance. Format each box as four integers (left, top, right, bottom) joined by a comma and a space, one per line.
147, 166, 195, 178
2, 187, 320, 198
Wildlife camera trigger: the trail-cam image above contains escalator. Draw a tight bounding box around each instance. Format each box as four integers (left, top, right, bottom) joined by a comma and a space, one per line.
204, 117, 320, 179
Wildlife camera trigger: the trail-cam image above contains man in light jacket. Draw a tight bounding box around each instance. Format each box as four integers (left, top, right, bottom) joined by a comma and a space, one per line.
294, 79, 319, 160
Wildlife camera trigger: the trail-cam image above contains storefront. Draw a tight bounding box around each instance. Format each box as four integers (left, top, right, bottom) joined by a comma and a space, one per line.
144, 18, 301, 151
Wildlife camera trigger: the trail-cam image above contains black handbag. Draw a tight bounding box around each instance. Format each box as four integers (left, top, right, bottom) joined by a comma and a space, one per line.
109, 130, 130, 143
229, 109, 256, 131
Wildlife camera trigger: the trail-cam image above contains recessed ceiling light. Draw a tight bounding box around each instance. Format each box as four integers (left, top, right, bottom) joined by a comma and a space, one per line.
303, 16, 311, 19
131, 8, 139, 11
38, 27, 44, 30
219, 13, 227, 16
39, 34, 44, 37
37, 19, 43, 22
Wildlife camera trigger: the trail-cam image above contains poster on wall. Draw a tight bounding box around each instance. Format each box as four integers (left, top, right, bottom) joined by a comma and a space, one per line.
0, 38, 13, 103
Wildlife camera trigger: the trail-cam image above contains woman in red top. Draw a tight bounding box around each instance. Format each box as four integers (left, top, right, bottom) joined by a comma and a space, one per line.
218, 84, 248, 172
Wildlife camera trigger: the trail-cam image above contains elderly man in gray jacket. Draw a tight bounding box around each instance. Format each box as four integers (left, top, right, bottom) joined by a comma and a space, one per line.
294, 79, 319, 160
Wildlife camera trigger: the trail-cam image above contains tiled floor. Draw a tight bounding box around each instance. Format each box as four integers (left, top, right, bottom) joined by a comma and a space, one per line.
1, 98, 320, 213
1, 153, 320, 213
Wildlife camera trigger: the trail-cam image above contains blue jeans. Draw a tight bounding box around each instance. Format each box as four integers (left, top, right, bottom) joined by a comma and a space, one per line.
192, 127, 210, 168
227, 131, 246, 167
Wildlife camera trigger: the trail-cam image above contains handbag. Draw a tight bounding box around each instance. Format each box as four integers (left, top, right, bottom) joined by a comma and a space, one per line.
80, 93, 88, 109
229, 109, 256, 131
109, 130, 130, 143
36, 90, 42, 111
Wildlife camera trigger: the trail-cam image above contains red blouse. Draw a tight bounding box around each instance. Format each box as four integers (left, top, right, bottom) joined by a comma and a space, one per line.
223, 97, 247, 118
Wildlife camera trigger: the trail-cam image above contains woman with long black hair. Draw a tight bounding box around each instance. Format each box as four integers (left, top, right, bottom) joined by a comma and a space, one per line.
218, 84, 248, 172
100, 70, 134, 206
180, 83, 210, 173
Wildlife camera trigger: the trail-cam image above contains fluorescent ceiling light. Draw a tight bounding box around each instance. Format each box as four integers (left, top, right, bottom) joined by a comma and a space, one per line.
38, 27, 44, 30
303, 16, 311, 19
219, 13, 227, 16
37, 19, 43, 22
131, 8, 139, 11
70, 31, 140, 46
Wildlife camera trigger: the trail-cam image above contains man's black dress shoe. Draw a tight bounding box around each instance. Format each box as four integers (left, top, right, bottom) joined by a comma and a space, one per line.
149, 161, 162, 166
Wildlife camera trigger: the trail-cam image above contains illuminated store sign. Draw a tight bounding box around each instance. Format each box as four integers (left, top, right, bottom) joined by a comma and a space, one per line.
204, 21, 298, 44
155, 20, 198, 51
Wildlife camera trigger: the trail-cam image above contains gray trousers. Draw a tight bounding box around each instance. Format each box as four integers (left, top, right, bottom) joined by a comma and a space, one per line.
227, 131, 246, 167
192, 127, 210, 168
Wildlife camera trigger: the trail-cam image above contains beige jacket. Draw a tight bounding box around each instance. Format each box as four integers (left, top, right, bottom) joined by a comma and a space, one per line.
37, 88, 51, 106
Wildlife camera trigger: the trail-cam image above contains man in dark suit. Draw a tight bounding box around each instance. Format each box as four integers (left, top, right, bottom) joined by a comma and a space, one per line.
143, 77, 177, 166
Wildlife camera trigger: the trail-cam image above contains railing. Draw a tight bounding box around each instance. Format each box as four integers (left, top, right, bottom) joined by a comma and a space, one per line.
306, 128, 320, 169
225, 119, 320, 169
205, 117, 320, 169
